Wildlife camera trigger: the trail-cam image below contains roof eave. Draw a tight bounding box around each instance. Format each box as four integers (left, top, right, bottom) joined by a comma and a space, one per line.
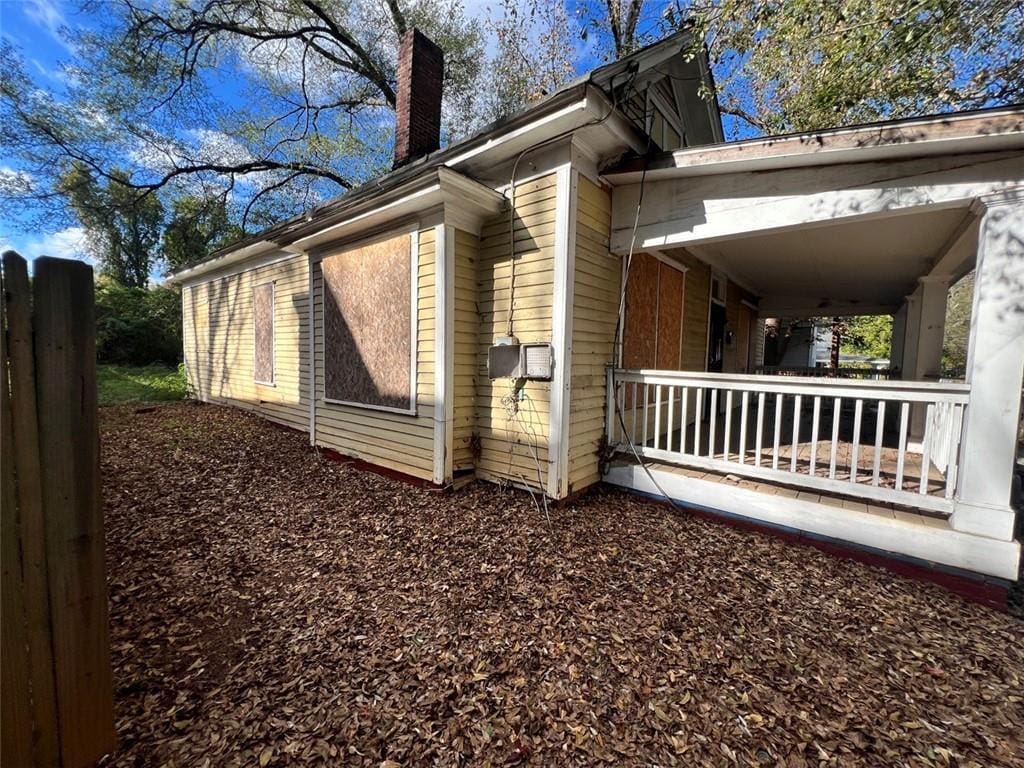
602, 106, 1024, 183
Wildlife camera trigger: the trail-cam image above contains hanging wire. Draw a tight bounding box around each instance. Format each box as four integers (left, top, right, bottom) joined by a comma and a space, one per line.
609, 102, 683, 510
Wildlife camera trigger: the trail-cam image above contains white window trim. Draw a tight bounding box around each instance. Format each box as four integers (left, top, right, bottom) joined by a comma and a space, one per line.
647, 90, 686, 149
320, 228, 419, 416
253, 281, 276, 387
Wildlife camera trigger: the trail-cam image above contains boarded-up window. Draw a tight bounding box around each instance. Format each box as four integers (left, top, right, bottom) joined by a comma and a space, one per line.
253, 282, 275, 384
623, 253, 686, 406
322, 233, 413, 411
624, 253, 685, 371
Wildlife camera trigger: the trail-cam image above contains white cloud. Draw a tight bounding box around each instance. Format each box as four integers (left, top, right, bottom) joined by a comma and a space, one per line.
25, 0, 73, 51
5, 227, 93, 264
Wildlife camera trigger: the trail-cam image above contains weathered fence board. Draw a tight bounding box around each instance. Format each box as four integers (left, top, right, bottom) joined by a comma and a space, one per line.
3, 251, 60, 765
1, 252, 115, 767
1, 263, 34, 768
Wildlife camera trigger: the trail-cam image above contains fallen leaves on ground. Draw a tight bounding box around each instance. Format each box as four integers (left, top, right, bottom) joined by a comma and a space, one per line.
101, 402, 1024, 767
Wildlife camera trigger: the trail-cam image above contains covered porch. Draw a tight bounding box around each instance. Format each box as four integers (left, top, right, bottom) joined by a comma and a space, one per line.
600, 110, 1024, 579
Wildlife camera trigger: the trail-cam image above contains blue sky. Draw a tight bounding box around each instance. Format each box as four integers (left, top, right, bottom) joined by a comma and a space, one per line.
0, 0, 718, 271
1, 0, 90, 262
1, 0, 611, 267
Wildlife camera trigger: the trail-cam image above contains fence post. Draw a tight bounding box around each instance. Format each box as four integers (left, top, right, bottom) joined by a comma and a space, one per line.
32, 256, 116, 766
3, 252, 61, 765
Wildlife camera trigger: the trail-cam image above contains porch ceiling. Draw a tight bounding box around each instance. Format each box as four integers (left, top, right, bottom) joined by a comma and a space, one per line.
687, 206, 974, 315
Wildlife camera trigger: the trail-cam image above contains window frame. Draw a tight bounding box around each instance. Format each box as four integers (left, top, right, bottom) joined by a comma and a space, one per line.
253, 280, 276, 387
647, 89, 686, 151
319, 228, 419, 416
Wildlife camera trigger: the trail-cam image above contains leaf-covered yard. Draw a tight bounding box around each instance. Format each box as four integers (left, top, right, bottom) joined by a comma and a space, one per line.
102, 403, 1023, 767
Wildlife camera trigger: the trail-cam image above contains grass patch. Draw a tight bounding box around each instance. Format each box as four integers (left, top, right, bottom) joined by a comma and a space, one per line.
97, 364, 188, 406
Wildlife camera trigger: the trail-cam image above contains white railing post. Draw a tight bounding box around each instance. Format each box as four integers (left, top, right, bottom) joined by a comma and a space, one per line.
605, 367, 616, 448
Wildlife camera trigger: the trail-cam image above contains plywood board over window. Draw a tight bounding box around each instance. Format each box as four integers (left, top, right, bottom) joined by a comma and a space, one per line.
253, 282, 275, 384
322, 233, 415, 412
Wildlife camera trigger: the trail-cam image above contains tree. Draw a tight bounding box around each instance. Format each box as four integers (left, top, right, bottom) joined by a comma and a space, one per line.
482, 0, 576, 121
94, 277, 182, 365
1, 0, 486, 231
60, 164, 164, 287
2, 0, 1021, 239
585, 0, 1024, 134
162, 196, 244, 272
677, 0, 1024, 134
943, 273, 973, 375
840, 315, 894, 359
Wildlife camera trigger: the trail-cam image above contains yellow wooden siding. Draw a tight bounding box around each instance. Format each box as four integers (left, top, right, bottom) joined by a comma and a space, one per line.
311, 228, 436, 480
667, 248, 711, 371
567, 176, 618, 492
474, 173, 556, 488
452, 228, 479, 472
182, 254, 309, 432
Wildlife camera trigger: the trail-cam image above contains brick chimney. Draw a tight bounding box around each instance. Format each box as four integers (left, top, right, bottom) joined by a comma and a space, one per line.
393, 29, 444, 169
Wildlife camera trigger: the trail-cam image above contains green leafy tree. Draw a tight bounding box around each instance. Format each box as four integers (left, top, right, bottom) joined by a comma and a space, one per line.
60, 164, 164, 287
840, 315, 893, 359
682, 0, 1024, 134
162, 196, 244, 272
94, 277, 182, 365
943, 273, 973, 375
587, 1, 1024, 134
0, 1, 485, 231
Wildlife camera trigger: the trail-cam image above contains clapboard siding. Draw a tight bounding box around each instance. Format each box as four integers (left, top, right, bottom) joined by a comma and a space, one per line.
452, 228, 479, 472
311, 228, 437, 480
182, 254, 309, 432
474, 173, 556, 489
567, 176, 618, 492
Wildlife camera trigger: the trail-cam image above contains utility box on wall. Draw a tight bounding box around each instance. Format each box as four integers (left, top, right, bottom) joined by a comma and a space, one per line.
487, 339, 554, 381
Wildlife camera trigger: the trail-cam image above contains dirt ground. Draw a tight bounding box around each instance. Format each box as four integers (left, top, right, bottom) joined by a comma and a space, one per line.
101, 402, 1023, 767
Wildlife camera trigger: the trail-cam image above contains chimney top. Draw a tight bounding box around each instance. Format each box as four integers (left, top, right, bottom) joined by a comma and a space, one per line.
393, 29, 444, 169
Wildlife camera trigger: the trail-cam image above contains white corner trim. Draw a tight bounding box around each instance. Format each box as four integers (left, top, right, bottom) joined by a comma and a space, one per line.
433, 224, 454, 485
307, 253, 316, 445
548, 164, 578, 499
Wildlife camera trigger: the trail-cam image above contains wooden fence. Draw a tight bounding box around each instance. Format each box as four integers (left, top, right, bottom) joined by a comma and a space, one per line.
2, 252, 115, 767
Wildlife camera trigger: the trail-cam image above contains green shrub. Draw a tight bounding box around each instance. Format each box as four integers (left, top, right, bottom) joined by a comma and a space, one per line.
95, 278, 182, 366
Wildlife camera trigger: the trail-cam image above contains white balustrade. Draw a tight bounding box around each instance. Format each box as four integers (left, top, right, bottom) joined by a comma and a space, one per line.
606, 368, 970, 514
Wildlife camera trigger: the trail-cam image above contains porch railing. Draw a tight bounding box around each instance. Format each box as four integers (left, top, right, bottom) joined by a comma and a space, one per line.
755, 365, 897, 380
606, 368, 971, 514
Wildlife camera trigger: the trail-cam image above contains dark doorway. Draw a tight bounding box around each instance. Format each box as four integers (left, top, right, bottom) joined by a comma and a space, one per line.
708, 303, 726, 372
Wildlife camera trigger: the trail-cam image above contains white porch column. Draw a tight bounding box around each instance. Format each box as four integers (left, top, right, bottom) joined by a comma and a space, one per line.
952, 193, 1024, 541
890, 303, 907, 373
901, 288, 922, 380
908, 276, 950, 439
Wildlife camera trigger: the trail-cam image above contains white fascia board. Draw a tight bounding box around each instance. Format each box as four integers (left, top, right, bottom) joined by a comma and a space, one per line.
292, 168, 504, 255
168, 239, 280, 285
443, 99, 590, 169
173, 247, 297, 288
603, 110, 1024, 184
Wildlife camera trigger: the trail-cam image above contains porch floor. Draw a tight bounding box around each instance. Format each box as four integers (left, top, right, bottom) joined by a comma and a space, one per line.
634, 395, 948, 498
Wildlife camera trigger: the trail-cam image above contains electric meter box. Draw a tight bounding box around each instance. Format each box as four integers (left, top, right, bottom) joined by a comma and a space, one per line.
486, 340, 554, 381
521, 343, 553, 380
